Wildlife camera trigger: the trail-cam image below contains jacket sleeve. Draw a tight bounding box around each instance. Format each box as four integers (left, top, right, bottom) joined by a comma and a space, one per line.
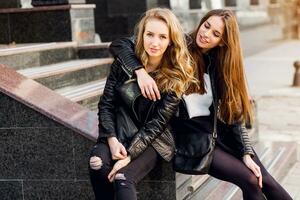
230, 122, 254, 157
109, 36, 143, 78
127, 93, 180, 159
97, 61, 121, 140
239, 124, 255, 157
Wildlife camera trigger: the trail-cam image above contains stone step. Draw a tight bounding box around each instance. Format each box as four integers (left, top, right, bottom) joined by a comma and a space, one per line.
77, 42, 111, 59
56, 79, 106, 110
185, 141, 297, 200
0, 42, 77, 70
17, 58, 112, 90
176, 173, 193, 200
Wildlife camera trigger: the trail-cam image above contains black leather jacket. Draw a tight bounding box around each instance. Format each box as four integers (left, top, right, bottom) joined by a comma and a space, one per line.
109, 37, 254, 158
97, 58, 180, 161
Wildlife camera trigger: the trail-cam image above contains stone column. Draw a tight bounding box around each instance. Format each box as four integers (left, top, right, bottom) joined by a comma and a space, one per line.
189, 0, 202, 9
0, 1, 21, 8
169, 0, 189, 10
224, 0, 236, 6
210, 0, 224, 9
31, 0, 86, 6
237, 0, 250, 9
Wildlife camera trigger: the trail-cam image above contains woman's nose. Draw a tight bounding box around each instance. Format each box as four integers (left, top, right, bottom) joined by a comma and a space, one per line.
151, 38, 159, 46
203, 31, 209, 37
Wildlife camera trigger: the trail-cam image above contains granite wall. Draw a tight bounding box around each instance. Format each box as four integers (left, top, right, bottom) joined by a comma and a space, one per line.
0, 92, 94, 199
89, 0, 173, 42
0, 1, 22, 8
0, 64, 178, 199
0, 5, 95, 44
0, 91, 177, 199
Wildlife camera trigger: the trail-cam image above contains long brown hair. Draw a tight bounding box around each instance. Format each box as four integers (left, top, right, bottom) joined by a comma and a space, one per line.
189, 9, 253, 124
134, 8, 198, 97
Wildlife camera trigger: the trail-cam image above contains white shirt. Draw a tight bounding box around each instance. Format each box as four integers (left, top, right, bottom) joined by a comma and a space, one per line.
182, 73, 213, 118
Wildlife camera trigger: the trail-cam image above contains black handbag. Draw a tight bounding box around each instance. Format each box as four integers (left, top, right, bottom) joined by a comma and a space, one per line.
116, 79, 141, 147
173, 103, 218, 175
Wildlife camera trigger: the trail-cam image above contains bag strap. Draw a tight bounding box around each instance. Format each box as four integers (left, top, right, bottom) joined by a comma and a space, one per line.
213, 102, 218, 139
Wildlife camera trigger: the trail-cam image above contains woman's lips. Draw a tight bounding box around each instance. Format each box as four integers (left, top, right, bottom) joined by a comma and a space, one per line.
199, 34, 208, 44
150, 48, 159, 53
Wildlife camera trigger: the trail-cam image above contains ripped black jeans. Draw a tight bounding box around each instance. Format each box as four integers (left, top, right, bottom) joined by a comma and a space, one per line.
89, 142, 159, 200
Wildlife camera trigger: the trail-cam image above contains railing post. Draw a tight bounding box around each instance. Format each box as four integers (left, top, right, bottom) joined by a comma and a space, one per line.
292, 60, 300, 87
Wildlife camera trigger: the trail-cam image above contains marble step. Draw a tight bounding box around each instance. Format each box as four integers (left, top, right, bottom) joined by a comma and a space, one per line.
185, 141, 297, 200
18, 58, 113, 90
77, 42, 112, 59
55, 79, 106, 110
0, 42, 77, 70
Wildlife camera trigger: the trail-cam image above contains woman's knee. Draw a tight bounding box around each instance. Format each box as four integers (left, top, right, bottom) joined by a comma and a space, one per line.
262, 173, 279, 189
244, 173, 261, 191
90, 156, 103, 170
114, 169, 135, 185
89, 143, 111, 172
113, 172, 135, 191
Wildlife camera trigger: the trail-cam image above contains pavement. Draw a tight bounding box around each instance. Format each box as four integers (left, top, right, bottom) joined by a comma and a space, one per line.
240, 24, 300, 199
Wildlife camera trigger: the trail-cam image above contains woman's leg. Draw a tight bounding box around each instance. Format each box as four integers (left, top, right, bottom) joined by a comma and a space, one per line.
114, 146, 159, 200
252, 150, 292, 200
208, 146, 292, 200
89, 142, 114, 200
208, 146, 265, 200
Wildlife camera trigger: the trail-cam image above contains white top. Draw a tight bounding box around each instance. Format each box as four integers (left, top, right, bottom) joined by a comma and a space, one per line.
182, 73, 213, 118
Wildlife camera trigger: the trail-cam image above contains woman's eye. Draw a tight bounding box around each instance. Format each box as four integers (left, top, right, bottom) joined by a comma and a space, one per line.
213, 32, 220, 37
146, 33, 153, 37
160, 35, 167, 39
204, 23, 209, 29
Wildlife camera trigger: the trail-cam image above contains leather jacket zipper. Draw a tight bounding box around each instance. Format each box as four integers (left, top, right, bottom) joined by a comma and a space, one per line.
117, 57, 132, 78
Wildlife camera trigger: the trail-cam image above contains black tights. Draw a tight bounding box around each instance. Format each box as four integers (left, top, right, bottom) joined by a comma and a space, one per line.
89, 142, 158, 200
208, 146, 292, 200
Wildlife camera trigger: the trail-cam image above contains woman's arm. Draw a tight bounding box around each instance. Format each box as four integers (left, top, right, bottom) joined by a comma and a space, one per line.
109, 37, 161, 100
98, 61, 128, 160
97, 60, 121, 139
109, 37, 143, 77
127, 93, 180, 159
240, 124, 255, 156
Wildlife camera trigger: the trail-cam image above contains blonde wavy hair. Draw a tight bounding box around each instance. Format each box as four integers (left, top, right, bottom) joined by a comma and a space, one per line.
190, 9, 253, 124
134, 8, 199, 97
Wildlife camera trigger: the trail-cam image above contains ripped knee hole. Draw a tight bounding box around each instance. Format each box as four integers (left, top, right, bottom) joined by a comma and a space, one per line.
90, 156, 103, 170
115, 173, 126, 180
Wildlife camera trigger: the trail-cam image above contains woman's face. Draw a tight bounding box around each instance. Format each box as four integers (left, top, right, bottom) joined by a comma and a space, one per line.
143, 18, 170, 61
196, 15, 225, 52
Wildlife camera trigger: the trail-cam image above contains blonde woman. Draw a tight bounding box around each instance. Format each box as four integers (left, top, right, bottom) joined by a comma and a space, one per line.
88, 8, 196, 200
109, 9, 292, 200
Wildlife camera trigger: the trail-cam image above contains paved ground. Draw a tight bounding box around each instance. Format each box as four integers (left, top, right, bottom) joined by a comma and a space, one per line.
240, 23, 300, 199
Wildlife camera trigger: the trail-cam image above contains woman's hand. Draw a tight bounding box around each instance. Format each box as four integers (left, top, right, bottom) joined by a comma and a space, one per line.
243, 154, 263, 188
107, 137, 127, 160
108, 156, 131, 182
135, 68, 160, 101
